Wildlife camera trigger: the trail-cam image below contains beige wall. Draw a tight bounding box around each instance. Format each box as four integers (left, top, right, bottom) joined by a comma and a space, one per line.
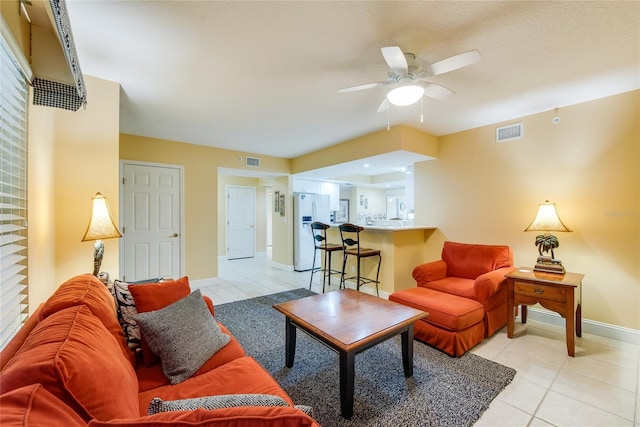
270, 176, 293, 268
414, 90, 640, 330
120, 135, 289, 279
28, 76, 121, 313
1, 1, 30, 59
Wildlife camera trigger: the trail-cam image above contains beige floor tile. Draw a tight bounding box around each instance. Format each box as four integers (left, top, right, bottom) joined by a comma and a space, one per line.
470, 334, 510, 360
578, 339, 640, 371
528, 417, 556, 427
496, 375, 548, 415
552, 369, 636, 421
474, 398, 533, 426
561, 354, 637, 392
493, 347, 561, 388
536, 391, 633, 426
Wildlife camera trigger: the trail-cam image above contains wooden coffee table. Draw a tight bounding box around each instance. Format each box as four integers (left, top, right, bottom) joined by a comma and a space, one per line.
272, 288, 428, 418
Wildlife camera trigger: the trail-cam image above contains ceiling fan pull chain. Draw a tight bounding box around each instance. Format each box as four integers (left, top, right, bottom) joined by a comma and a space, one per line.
387, 105, 390, 131
420, 97, 424, 123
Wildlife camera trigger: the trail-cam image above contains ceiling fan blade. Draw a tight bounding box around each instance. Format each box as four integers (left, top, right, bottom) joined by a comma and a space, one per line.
376, 98, 389, 113
338, 82, 385, 93
381, 46, 408, 75
426, 49, 481, 76
422, 82, 455, 100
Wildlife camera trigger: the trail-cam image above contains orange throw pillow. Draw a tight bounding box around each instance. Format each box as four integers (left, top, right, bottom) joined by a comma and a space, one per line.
128, 276, 191, 366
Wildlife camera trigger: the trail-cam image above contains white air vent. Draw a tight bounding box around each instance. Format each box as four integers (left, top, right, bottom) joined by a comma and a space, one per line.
496, 122, 523, 142
246, 156, 260, 167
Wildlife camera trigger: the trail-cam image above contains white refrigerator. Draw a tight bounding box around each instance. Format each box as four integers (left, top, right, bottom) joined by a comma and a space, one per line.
293, 193, 332, 271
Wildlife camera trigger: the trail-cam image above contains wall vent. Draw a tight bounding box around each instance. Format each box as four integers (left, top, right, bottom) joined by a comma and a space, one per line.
496, 122, 523, 142
246, 156, 260, 167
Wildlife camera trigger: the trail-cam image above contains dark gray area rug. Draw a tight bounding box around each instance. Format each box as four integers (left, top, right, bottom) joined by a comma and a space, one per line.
214, 289, 516, 427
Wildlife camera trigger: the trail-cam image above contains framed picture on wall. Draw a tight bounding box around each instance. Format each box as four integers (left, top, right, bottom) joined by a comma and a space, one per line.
279, 193, 285, 216
335, 199, 349, 223
274, 191, 280, 212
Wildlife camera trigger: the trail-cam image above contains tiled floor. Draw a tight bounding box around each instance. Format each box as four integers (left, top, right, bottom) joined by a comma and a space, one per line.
200, 252, 639, 427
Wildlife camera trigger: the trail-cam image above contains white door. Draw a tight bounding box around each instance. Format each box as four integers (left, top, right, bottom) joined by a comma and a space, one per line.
226, 186, 255, 260
121, 163, 183, 282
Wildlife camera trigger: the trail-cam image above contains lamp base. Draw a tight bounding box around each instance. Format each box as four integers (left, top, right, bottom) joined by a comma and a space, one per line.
533, 255, 566, 274
92, 240, 104, 277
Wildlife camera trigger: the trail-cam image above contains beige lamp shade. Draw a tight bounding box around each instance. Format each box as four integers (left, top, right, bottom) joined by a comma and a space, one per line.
524, 200, 572, 232
81, 192, 122, 242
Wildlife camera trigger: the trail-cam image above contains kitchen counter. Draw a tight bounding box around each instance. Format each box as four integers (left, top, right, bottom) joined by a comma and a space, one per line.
354, 224, 436, 231
326, 225, 438, 296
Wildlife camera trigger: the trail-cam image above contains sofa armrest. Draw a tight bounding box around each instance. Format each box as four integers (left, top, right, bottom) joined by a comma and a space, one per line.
473, 267, 514, 305
202, 295, 215, 317
412, 260, 448, 287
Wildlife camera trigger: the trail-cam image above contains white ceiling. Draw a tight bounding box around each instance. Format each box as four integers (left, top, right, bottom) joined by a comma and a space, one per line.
65, 1, 639, 184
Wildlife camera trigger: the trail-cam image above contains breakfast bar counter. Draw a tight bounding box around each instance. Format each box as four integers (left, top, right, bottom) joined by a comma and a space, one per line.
326, 225, 437, 296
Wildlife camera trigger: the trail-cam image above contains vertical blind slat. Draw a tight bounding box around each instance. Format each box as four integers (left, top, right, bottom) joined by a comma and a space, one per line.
0, 33, 29, 350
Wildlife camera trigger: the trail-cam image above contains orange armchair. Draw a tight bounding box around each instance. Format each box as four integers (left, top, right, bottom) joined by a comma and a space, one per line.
412, 241, 514, 336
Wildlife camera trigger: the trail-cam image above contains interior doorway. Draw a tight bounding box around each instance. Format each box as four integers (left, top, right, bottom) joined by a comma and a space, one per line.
120, 161, 184, 282
226, 185, 256, 260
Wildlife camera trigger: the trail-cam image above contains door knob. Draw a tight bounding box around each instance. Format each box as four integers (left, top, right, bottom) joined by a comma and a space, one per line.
171, 233, 179, 238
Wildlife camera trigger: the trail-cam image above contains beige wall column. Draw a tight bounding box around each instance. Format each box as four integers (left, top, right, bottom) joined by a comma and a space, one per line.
28, 76, 121, 312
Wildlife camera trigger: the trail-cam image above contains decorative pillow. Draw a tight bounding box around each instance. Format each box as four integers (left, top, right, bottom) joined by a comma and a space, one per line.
148, 394, 288, 414
148, 395, 314, 418
111, 278, 162, 351
129, 276, 191, 366
136, 289, 230, 384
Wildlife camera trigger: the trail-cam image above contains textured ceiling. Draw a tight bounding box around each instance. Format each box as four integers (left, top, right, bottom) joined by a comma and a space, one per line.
65, 1, 639, 179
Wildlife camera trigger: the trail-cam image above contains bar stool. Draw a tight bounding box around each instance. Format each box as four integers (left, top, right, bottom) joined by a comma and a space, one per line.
339, 223, 381, 296
309, 222, 345, 293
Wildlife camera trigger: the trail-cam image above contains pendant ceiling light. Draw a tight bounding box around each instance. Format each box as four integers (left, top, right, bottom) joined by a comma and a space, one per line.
386, 84, 425, 106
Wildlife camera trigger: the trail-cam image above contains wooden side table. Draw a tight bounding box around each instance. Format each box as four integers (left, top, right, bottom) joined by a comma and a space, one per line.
506, 267, 583, 356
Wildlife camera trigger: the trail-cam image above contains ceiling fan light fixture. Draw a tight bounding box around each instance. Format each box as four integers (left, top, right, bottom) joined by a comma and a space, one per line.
386, 84, 424, 106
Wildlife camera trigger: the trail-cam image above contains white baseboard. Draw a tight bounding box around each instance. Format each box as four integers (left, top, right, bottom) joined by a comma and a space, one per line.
526, 307, 640, 345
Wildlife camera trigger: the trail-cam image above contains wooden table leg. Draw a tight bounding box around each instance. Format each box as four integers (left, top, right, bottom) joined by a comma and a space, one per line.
566, 292, 576, 357
284, 317, 296, 368
401, 325, 414, 377
576, 303, 582, 337
521, 305, 527, 323
339, 350, 355, 418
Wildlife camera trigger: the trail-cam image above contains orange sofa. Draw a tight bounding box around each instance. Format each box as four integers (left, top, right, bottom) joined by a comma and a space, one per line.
390, 241, 514, 356
0, 275, 318, 426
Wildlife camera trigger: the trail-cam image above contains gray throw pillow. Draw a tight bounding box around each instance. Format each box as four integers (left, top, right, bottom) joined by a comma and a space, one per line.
148, 395, 314, 418
136, 289, 230, 384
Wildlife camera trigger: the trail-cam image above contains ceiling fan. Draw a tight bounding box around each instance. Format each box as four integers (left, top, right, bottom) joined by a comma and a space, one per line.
339, 46, 481, 112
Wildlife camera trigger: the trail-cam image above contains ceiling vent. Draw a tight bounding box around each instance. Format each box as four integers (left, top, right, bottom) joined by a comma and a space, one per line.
496, 122, 523, 142
246, 156, 260, 167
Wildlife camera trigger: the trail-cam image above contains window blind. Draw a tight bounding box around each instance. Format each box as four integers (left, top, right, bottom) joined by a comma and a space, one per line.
0, 34, 29, 350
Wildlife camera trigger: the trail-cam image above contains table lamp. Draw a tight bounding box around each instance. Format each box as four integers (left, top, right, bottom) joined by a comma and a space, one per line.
81, 192, 122, 276
524, 200, 572, 274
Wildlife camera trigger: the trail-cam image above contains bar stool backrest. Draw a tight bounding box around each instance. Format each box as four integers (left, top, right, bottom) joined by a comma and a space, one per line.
339, 223, 364, 254
311, 222, 331, 249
